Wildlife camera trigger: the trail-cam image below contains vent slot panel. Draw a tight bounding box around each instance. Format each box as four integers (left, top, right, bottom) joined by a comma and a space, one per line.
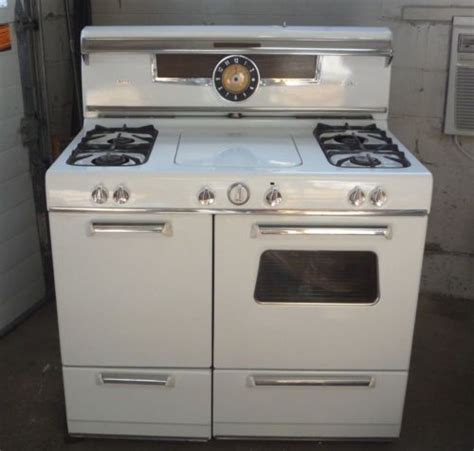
458, 34, 474, 53
444, 17, 474, 135
455, 65, 474, 131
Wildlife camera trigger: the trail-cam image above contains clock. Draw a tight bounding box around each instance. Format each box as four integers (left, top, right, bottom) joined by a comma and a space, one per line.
212, 55, 260, 102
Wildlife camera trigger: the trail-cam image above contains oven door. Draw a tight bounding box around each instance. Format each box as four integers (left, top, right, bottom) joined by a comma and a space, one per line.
214, 214, 427, 370
50, 212, 212, 368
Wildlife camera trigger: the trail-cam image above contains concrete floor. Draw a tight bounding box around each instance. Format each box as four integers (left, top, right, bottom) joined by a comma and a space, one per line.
0, 293, 472, 451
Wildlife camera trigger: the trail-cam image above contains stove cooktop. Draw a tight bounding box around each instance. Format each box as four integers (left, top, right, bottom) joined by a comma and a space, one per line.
314, 123, 411, 169
66, 125, 158, 167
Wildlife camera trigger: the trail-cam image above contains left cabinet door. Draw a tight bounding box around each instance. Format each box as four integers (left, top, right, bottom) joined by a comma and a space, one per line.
50, 212, 212, 367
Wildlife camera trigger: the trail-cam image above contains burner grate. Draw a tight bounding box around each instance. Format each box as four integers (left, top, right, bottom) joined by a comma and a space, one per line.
314, 123, 411, 169
67, 124, 158, 167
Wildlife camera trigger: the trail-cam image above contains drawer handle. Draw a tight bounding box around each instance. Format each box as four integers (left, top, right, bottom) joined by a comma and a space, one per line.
91, 222, 172, 236
248, 375, 375, 387
253, 225, 391, 239
99, 373, 175, 387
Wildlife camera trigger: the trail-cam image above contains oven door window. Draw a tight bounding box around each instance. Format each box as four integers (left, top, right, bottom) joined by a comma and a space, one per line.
254, 250, 378, 304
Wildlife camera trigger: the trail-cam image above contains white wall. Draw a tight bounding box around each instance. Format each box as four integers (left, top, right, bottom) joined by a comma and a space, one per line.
84, 0, 474, 300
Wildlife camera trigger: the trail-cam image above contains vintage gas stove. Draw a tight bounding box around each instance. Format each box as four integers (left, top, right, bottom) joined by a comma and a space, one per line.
46, 26, 432, 441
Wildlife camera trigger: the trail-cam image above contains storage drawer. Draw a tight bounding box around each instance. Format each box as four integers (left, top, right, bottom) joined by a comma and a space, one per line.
63, 367, 211, 439
214, 370, 407, 439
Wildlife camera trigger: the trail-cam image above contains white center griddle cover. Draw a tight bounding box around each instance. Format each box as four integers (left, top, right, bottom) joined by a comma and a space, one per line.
175, 131, 302, 168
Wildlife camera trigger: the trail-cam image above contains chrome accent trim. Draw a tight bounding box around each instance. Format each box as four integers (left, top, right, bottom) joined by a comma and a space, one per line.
151, 55, 213, 85
85, 105, 387, 117
151, 54, 321, 86
247, 375, 374, 387
254, 225, 391, 238
215, 436, 392, 442
50, 207, 429, 217
348, 186, 367, 207
99, 373, 174, 387
81, 37, 392, 59
90, 222, 172, 235
212, 55, 261, 103
227, 182, 251, 206
197, 187, 216, 206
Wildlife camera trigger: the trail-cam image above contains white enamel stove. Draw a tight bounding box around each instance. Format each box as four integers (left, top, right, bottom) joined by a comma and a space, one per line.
47, 26, 432, 441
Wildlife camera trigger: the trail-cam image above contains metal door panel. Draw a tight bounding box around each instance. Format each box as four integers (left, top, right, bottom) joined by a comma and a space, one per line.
50, 212, 212, 367
214, 214, 427, 370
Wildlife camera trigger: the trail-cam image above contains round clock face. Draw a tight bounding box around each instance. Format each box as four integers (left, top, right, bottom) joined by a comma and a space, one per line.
212, 55, 260, 102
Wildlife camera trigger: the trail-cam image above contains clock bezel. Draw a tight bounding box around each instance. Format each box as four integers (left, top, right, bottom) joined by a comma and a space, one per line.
212, 55, 260, 102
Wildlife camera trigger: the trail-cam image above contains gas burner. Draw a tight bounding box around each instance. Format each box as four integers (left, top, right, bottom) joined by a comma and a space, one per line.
92, 153, 131, 166
333, 134, 368, 148
345, 154, 381, 167
67, 124, 158, 167
107, 135, 136, 147
314, 123, 411, 169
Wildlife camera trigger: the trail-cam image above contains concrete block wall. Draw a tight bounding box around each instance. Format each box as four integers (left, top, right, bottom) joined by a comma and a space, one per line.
40, 0, 74, 139
85, 1, 474, 300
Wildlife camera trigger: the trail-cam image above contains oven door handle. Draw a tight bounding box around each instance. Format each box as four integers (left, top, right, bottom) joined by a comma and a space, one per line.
253, 224, 391, 239
248, 375, 375, 387
99, 373, 175, 387
90, 222, 172, 236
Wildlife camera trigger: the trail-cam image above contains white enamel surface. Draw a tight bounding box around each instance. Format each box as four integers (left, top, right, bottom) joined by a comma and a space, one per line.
81, 26, 392, 113
64, 367, 211, 438
50, 25, 433, 440
50, 212, 212, 367
213, 370, 406, 438
83, 54, 390, 113
46, 118, 432, 211
214, 214, 427, 370
175, 130, 302, 168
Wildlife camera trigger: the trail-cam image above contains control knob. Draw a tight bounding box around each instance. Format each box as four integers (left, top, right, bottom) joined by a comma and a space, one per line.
113, 186, 130, 204
370, 187, 387, 207
265, 186, 283, 207
348, 186, 366, 207
91, 185, 108, 204
198, 187, 215, 206
228, 182, 250, 205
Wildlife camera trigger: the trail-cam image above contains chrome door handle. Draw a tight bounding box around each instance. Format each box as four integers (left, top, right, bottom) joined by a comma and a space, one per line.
254, 225, 391, 239
91, 222, 172, 236
248, 375, 374, 387
99, 373, 175, 387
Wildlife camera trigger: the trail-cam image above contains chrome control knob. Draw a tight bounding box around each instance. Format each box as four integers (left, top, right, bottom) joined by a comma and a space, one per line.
228, 182, 250, 205
348, 186, 366, 207
113, 186, 130, 204
370, 187, 387, 207
91, 185, 108, 204
265, 187, 283, 207
198, 187, 215, 206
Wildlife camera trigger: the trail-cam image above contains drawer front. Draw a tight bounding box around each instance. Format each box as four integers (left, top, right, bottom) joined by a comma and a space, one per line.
214, 370, 407, 438
64, 367, 211, 438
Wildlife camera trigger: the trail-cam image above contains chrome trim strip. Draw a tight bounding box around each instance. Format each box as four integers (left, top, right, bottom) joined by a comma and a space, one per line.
50, 207, 428, 217
248, 375, 374, 387
85, 105, 388, 116
100, 373, 174, 387
81, 37, 392, 58
254, 225, 391, 238
90, 222, 172, 235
